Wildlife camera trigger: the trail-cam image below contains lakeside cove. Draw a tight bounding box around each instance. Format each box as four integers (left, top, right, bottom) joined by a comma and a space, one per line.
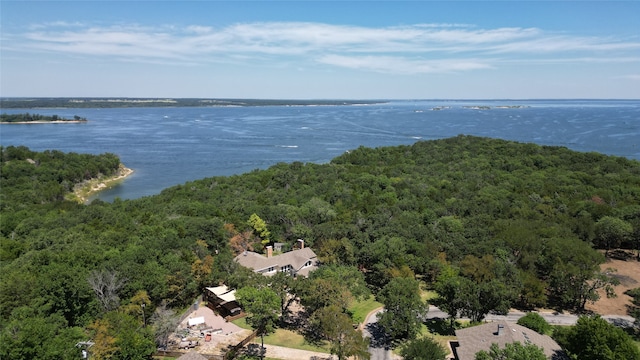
67, 164, 134, 204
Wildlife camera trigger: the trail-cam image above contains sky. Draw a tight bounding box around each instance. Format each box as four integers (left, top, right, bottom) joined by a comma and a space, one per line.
1, 1, 639, 99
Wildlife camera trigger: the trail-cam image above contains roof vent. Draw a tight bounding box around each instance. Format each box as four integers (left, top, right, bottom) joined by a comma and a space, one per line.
497, 324, 504, 336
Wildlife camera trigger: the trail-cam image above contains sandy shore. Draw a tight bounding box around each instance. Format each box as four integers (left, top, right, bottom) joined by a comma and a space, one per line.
70, 165, 134, 204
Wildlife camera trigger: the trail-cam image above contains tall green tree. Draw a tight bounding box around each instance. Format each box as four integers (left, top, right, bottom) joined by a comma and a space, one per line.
309, 264, 371, 301
376, 277, 427, 342
247, 213, 271, 245
399, 337, 448, 360
431, 267, 466, 331
0, 309, 85, 360
459, 279, 513, 323
235, 287, 280, 359
554, 315, 640, 360
87, 311, 155, 360
312, 305, 370, 360
268, 271, 295, 317
625, 287, 640, 327
475, 342, 546, 360
594, 216, 633, 256
298, 278, 353, 314
545, 237, 616, 311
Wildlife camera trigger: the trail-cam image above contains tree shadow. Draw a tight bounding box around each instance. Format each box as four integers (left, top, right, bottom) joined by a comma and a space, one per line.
609, 249, 634, 261
365, 322, 391, 349
243, 343, 265, 357
425, 318, 456, 336
280, 308, 307, 330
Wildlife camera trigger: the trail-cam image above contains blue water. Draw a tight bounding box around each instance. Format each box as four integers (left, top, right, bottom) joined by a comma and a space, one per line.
1, 100, 639, 202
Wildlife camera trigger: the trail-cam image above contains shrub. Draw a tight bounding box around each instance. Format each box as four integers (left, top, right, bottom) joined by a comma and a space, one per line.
517, 312, 550, 334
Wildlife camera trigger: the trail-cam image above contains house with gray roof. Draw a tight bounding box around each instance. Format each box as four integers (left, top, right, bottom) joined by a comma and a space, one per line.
234, 240, 318, 277
452, 321, 567, 360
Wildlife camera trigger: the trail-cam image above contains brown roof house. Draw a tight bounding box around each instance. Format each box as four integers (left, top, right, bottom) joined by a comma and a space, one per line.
234, 240, 318, 277
452, 321, 567, 360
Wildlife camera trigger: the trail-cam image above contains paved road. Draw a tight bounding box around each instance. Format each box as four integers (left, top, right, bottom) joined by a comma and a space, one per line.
427, 305, 636, 327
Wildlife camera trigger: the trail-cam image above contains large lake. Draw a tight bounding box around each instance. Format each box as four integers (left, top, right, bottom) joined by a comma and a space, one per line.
1, 99, 639, 202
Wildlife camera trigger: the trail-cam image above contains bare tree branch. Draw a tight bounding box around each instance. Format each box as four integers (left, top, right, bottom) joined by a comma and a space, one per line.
88, 269, 126, 312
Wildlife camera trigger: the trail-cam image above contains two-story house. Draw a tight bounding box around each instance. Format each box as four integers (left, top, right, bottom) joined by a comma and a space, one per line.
234, 240, 318, 277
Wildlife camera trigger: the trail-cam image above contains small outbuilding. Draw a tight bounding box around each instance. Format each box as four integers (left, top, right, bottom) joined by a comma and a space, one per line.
203, 285, 242, 319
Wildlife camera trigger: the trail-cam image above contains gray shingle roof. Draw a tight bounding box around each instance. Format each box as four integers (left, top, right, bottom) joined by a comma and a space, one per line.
234, 247, 317, 275
454, 321, 566, 360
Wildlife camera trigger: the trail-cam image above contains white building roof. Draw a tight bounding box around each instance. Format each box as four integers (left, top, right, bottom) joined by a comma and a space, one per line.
217, 290, 237, 303
206, 285, 230, 296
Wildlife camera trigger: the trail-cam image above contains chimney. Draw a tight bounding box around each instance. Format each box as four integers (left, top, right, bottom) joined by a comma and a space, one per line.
266, 246, 273, 258
497, 324, 504, 336
297, 239, 304, 249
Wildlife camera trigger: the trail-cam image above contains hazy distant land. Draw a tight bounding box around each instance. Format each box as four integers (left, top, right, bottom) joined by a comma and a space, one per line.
0, 97, 385, 109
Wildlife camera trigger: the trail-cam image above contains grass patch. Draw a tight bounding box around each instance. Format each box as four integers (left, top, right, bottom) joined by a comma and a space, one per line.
232, 317, 252, 330
348, 295, 382, 324
421, 290, 438, 302
233, 318, 330, 353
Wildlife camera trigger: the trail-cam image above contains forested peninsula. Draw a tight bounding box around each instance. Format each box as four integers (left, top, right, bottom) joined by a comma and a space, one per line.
1, 113, 87, 123
1, 136, 639, 359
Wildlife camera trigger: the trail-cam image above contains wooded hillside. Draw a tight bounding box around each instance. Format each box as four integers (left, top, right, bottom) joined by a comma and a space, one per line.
1, 135, 639, 359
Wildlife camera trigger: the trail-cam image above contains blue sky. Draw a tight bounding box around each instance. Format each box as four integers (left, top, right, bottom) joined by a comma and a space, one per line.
1, 1, 639, 99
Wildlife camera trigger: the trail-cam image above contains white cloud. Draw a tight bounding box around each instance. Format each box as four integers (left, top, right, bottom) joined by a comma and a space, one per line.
6, 21, 640, 74
318, 54, 492, 74
615, 74, 640, 81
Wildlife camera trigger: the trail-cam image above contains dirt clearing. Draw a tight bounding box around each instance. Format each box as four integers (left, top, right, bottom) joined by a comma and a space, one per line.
586, 252, 640, 316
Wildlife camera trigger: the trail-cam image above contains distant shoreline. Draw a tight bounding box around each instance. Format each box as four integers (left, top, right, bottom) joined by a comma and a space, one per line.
0, 98, 386, 109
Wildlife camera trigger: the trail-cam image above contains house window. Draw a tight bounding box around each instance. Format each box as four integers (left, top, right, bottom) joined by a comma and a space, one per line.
280, 265, 292, 273
266, 266, 276, 273
303, 260, 313, 267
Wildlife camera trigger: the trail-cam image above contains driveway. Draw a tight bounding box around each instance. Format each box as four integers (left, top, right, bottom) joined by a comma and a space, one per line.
361, 308, 400, 360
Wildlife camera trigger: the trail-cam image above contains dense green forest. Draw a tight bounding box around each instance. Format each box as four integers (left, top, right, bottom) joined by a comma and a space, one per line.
0, 113, 87, 123
1, 136, 639, 359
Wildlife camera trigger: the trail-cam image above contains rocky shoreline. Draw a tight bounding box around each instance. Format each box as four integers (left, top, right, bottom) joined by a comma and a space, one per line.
69, 165, 134, 204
